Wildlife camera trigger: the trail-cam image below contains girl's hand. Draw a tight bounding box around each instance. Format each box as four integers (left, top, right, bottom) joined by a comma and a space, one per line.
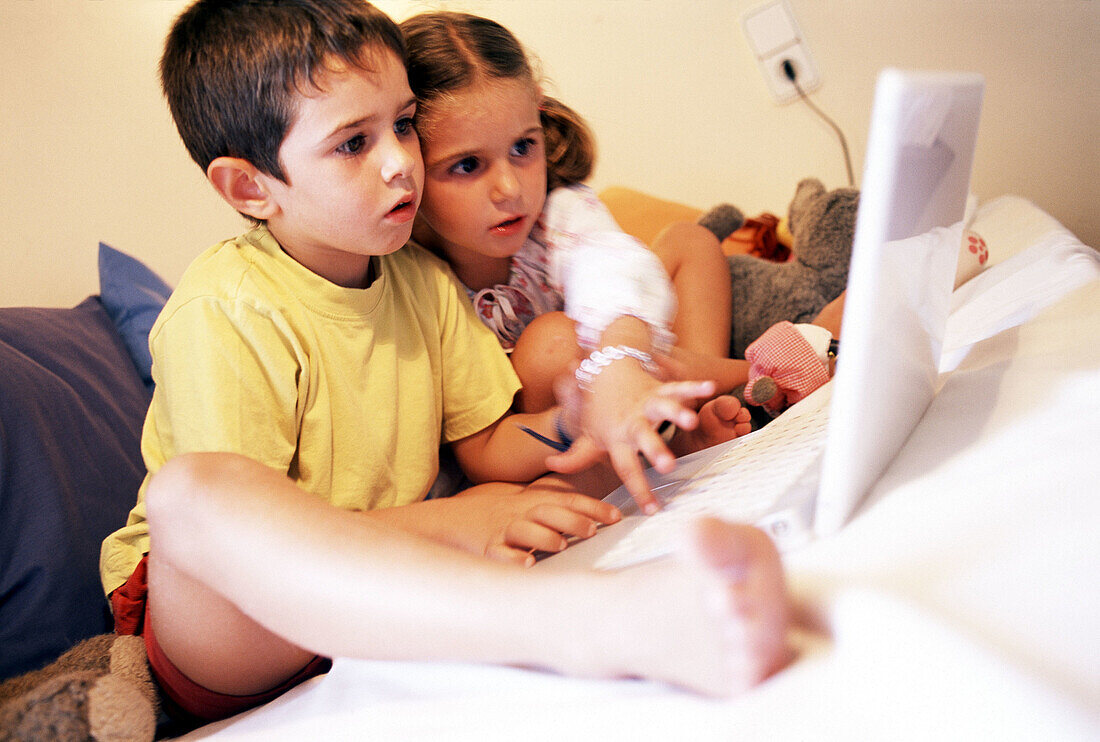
546, 355, 715, 515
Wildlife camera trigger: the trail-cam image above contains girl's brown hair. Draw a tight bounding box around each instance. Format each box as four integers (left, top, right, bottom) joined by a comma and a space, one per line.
400, 11, 595, 191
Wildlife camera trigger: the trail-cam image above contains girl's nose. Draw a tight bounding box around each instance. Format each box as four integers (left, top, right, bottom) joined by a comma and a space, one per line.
491, 163, 521, 203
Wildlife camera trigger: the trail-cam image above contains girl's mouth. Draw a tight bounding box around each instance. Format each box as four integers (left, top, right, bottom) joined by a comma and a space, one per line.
490, 215, 525, 235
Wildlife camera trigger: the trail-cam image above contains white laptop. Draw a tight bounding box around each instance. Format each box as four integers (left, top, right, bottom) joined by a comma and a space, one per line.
541, 69, 985, 571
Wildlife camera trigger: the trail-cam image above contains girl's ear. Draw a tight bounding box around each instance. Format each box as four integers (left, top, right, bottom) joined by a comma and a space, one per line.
207, 157, 279, 221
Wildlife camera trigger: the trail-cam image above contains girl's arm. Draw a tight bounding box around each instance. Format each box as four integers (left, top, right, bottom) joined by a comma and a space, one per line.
546, 315, 715, 514
548, 209, 713, 509
450, 314, 713, 513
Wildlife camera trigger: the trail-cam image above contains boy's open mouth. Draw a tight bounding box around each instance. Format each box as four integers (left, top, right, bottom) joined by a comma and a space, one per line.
386, 195, 416, 219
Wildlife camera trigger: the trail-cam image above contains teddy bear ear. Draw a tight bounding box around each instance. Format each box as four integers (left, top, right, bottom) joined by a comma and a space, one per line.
795, 178, 826, 201
789, 178, 826, 231
796, 177, 826, 194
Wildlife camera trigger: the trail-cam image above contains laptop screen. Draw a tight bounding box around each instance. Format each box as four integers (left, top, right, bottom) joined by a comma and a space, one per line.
815, 69, 984, 535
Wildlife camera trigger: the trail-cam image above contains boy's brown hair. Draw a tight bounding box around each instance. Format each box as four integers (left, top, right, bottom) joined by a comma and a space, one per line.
161, 0, 405, 183
400, 11, 595, 192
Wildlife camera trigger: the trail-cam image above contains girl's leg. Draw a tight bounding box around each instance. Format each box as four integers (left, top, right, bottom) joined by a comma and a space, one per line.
669, 346, 751, 395
147, 555, 318, 698
147, 452, 596, 695
146, 452, 790, 699
649, 221, 733, 359
146, 458, 326, 697
669, 394, 753, 457
813, 291, 845, 338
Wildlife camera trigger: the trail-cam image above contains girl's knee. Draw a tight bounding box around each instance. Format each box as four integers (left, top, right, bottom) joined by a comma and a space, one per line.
651, 221, 723, 275
516, 311, 577, 351
511, 312, 581, 413
147, 452, 259, 528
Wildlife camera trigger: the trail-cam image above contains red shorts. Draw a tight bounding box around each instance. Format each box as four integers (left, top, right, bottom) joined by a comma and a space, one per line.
111, 555, 332, 723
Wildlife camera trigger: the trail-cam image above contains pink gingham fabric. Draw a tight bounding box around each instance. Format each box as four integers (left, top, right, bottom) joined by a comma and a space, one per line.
744, 321, 831, 415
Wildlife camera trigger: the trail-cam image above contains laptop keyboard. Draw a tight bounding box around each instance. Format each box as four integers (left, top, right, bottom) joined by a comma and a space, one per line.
594, 396, 830, 570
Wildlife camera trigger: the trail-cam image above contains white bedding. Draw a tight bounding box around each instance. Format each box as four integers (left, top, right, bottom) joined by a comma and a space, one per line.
182, 196, 1100, 741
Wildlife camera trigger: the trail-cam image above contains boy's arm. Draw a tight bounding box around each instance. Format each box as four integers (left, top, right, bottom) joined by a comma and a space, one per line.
449, 406, 564, 484
364, 472, 622, 566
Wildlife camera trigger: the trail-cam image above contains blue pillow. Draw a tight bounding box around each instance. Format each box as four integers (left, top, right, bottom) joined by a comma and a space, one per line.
98, 243, 172, 390
0, 298, 150, 680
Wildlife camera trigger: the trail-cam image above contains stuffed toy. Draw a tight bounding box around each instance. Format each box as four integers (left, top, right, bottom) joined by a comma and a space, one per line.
0, 633, 157, 742
728, 177, 859, 359
956, 227, 989, 287
740, 320, 833, 414
727, 182, 989, 421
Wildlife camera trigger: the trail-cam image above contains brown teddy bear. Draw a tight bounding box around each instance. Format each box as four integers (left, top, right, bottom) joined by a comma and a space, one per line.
0, 633, 157, 742
728, 178, 859, 359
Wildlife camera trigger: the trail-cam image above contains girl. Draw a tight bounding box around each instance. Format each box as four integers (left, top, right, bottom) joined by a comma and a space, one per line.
400, 11, 760, 459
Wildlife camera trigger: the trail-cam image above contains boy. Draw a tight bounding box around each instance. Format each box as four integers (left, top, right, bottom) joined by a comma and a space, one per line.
93, 0, 791, 726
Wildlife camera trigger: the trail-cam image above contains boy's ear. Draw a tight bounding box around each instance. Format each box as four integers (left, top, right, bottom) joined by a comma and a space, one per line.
207, 157, 279, 221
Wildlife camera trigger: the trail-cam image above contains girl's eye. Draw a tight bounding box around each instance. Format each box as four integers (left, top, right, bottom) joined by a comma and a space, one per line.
395, 116, 416, 137
337, 134, 367, 156
511, 137, 537, 158
449, 156, 480, 176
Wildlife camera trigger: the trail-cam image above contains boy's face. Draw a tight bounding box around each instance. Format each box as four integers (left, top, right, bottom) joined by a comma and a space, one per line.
260, 48, 423, 288
415, 78, 547, 269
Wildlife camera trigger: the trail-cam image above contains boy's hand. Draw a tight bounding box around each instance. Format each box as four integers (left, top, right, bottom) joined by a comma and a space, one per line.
546, 356, 715, 515
450, 483, 622, 567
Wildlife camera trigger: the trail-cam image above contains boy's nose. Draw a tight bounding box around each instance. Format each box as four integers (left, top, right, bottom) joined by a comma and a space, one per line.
381, 138, 418, 182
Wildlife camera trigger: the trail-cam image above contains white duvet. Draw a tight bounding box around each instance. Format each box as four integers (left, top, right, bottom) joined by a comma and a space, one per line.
183, 196, 1100, 741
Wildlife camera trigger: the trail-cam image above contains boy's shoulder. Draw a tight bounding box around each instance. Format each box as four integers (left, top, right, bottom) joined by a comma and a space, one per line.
160, 234, 461, 326
396, 239, 465, 286
167, 227, 275, 305
153, 226, 308, 340
391, 238, 446, 268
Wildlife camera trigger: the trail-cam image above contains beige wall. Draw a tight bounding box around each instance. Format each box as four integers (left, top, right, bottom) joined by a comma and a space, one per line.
2, 0, 1096, 307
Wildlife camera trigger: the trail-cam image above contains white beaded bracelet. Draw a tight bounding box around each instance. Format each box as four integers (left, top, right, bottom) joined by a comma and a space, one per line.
575, 345, 657, 392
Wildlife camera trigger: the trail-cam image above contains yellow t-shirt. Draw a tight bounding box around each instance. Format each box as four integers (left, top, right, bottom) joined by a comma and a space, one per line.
100, 227, 520, 595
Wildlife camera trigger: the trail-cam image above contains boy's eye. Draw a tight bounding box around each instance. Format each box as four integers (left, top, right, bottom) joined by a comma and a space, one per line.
449, 156, 480, 176
395, 116, 416, 137
337, 134, 367, 156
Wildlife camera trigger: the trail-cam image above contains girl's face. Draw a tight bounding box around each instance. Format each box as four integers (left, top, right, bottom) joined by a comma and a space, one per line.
415, 77, 547, 271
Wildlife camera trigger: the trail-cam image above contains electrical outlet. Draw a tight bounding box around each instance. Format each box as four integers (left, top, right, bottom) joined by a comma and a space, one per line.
763, 41, 820, 103
741, 0, 821, 104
